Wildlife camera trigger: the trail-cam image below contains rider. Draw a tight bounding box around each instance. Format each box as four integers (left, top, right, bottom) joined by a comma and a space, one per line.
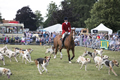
61, 17, 71, 47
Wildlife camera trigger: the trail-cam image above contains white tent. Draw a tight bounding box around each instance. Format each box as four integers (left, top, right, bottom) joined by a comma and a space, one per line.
43, 24, 62, 32
91, 23, 113, 35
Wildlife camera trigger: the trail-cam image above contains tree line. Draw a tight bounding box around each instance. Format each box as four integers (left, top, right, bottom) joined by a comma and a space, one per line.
0, 0, 120, 32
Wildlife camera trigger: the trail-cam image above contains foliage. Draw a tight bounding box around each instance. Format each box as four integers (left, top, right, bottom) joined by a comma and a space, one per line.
85, 0, 120, 32
34, 10, 44, 28
15, 6, 37, 31
43, 0, 95, 28
43, 1, 58, 27
67, 0, 96, 27
0, 12, 2, 23
46, 1, 58, 18
0, 45, 120, 80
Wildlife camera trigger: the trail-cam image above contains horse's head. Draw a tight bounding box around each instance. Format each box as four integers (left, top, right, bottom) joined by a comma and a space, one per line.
70, 29, 76, 40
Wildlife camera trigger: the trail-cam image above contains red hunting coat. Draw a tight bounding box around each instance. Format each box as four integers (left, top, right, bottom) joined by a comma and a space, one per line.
62, 22, 71, 35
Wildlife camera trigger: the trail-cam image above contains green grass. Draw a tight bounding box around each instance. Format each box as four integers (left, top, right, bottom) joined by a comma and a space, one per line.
0, 45, 120, 80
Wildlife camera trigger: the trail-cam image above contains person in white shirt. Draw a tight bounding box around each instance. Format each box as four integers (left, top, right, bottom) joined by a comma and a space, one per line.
21, 36, 25, 44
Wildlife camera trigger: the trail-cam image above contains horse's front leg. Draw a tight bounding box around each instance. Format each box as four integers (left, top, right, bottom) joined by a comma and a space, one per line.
71, 48, 75, 60
67, 49, 71, 63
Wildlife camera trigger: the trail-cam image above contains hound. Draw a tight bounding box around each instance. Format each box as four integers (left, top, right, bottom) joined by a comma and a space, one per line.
4, 49, 18, 62
94, 55, 109, 70
0, 53, 5, 65
95, 49, 103, 56
14, 47, 21, 57
14, 48, 33, 58
82, 50, 97, 60
102, 59, 119, 76
82, 51, 95, 58
34, 56, 51, 74
45, 46, 54, 54
0, 45, 8, 53
76, 56, 91, 71
0, 67, 12, 79
27, 48, 33, 54
22, 50, 33, 64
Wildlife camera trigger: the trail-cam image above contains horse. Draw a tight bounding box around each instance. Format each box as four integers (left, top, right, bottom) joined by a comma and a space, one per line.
53, 29, 75, 63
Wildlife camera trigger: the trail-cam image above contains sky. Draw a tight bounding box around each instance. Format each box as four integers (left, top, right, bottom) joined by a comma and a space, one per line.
0, 0, 63, 20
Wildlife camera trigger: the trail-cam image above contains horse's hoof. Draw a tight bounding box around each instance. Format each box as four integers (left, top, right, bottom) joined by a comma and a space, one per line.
60, 58, 62, 60
54, 55, 56, 59
69, 61, 72, 63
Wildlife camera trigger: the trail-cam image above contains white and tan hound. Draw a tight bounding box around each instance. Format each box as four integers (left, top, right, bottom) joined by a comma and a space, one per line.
76, 56, 91, 71
0, 67, 12, 79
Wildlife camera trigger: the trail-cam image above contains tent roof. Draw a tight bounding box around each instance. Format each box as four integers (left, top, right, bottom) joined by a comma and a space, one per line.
0, 23, 24, 27
43, 24, 62, 32
91, 23, 112, 34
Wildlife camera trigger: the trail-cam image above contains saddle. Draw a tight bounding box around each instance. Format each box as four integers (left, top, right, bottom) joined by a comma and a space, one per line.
60, 34, 69, 47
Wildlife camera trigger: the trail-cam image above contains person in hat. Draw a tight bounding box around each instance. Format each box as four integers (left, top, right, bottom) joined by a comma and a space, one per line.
61, 17, 71, 47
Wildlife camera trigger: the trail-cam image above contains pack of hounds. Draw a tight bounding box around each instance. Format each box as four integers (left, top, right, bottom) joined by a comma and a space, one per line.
0, 45, 119, 79
77, 48, 119, 76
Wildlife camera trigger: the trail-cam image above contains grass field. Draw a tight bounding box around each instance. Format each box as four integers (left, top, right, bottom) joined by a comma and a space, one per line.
0, 44, 120, 80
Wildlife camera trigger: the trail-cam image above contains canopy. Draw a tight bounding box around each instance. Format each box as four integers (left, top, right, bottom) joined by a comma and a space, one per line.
91, 23, 113, 35
0, 23, 24, 28
43, 24, 62, 32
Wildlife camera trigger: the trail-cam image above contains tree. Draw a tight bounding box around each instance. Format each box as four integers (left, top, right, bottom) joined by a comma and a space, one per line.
0, 12, 2, 23
67, 0, 96, 27
34, 10, 44, 28
85, 0, 120, 32
43, 0, 95, 28
43, 1, 59, 27
46, 1, 58, 18
15, 6, 37, 31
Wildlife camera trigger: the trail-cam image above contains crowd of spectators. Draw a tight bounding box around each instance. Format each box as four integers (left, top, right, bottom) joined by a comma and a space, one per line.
74, 32, 120, 51
0, 31, 59, 45
0, 31, 120, 51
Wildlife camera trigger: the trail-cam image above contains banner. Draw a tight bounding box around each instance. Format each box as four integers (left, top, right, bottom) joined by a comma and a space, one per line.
100, 40, 109, 49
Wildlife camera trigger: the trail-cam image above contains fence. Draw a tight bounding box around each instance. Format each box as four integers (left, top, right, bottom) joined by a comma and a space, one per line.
0, 35, 120, 51
74, 37, 120, 51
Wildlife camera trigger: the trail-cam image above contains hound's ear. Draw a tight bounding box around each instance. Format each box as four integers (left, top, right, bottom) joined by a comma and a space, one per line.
2, 69, 7, 74
44, 56, 46, 58
85, 58, 87, 61
112, 59, 115, 62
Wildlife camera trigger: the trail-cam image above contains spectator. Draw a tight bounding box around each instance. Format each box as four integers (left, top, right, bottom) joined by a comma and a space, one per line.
15, 35, 19, 43
41, 35, 45, 45
97, 34, 100, 39
30, 37, 33, 43
10, 35, 15, 43
24, 32, 26, 37
21, 36, 25, 44
52, 32, 56, 38
43, 32, 47, 38
105, 33, 109, 40
5, 35, 9, 43
49, 37, 52, 45
45, 36, 49, 44
36, 37, 40, 44
25, 37, 30, 45
109, 38, 115, 48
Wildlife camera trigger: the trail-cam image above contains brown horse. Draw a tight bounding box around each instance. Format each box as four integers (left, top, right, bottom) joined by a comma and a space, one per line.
53, 29, 75, 63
